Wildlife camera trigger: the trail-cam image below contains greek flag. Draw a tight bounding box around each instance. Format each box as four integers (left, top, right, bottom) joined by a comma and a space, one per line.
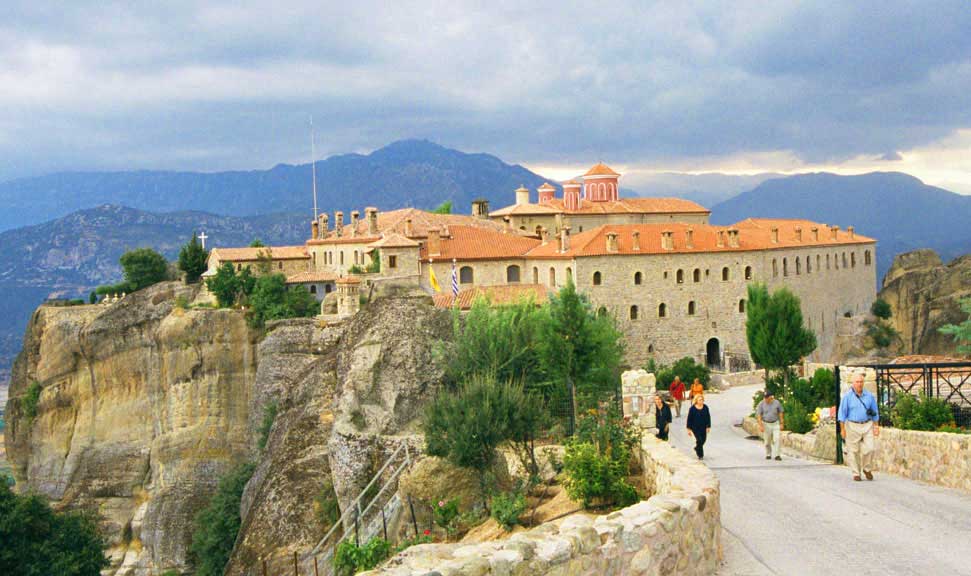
451, 261, 459, 296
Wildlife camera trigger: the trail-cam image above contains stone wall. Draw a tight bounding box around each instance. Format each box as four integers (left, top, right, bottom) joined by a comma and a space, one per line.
364, 436, 721, 576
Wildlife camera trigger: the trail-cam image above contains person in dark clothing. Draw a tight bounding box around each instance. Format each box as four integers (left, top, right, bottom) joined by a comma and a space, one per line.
654, 394, 673, 441
686, 394, 712, 459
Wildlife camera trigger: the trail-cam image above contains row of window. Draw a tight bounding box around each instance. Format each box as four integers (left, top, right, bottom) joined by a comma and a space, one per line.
619, 299, 746, 320
594, 266, 754, 287
772, 250, 871, 277
458, 265, 576, 286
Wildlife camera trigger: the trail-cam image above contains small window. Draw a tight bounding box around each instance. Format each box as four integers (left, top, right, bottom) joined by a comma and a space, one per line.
566, 267, 573, 282
634, 271, 642, 285
597, 306, 608, 318
549, 267, 556, 287
807, 256, 812, 274
340, 252, 345, 265
739, 299, 745, 313
796, 258, 801, 275
816, 255, 821, 271
826, 254, 831, 269
388, 255, 398, 269
310, 285, 317, 294
648, 344, 654, 353
772, 259, 778, 277
865, 250, 872, 266
629, 305, 639, 320
851, 252, 856, 268
533, 266, 539, 284
722, 267, 729, 281
507, 265, 521, 284
237, 263, 242, 271
658, 303, 667, 318
744, 266, 753, 280
842, 252, 848, 268
677, 269, 684, 283
663, 271, 669, 279
593, 271, 602, 286
278, 261, 283, 270
783, 258, 788, 276
325, 284, 333, 294
688, 301, 696, 315
693, 268, 701, 283
834, 253, 839, 269
459, 266, 473, 284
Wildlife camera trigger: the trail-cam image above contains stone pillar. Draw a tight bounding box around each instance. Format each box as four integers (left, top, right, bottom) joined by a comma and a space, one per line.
812, 227, 819, 241
559, 226, 571, 253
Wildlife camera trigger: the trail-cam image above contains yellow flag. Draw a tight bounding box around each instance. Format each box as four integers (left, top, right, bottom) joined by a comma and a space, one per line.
428, 264, 442, 292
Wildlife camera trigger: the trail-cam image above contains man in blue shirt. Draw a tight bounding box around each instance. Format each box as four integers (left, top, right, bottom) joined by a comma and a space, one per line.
837, 372, 881, 481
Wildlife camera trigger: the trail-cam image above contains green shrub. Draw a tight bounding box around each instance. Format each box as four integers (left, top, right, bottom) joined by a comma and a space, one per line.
394, 533, 433, 553
562, 410, 638, 509
189, 462, 256, 576
0, 481, 109, 575
651, 357, 710, 390
490, 490, 527, 529
314, 479, 340, 528
809, 368, 837, 408
347, 264, 365, 275
174, 295, 189, 310
21, 381, 42, 423
246, 275, 318, 328
782, 397, 814, 434
892, 393, 955, 431
433, 498, 460, 532
866, 321, 898, 349
89, 291, 98, 304
206, 263, 241, 308
871, 298, 892, 320
366, 250, 381, 273
333, 538, 392, 576
120, 248, 169, 292
257, 401, 277, 451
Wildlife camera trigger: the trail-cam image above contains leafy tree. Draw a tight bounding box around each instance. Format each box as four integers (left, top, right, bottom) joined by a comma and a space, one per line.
189, 462, 256, 576
650, 357, 711, 390
939, 297, 971, 355
745, 283, 817, 387
366, 249, 381, 273
206, 263, 240, 308
431, 200, 453, 214
284, 285, 319, 318
0, 481, 109, 575
870, 298, 892, 320
248, 275, 317, 328
249, 239, 265, 247
892, 393, 955, 431
88, 291, 97, 304
178, 233, 209, 284
119, 248, 169, 292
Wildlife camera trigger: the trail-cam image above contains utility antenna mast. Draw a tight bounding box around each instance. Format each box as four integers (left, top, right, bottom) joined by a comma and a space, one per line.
311, 116, 318, 219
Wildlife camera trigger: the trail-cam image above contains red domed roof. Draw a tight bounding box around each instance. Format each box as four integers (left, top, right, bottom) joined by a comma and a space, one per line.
584, 163, 620, 177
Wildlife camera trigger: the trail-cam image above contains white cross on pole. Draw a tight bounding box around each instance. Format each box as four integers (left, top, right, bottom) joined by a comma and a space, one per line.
198, 232, 208, 250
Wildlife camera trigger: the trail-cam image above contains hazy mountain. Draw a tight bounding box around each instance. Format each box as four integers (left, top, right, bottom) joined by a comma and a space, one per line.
0, 139, 553, 232
710, 172, 971, 284
624, 172, 781, 207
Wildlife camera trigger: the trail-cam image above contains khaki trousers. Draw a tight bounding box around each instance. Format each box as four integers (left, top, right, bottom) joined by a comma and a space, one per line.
844, 421, 875, 477
762, 421, 781, 458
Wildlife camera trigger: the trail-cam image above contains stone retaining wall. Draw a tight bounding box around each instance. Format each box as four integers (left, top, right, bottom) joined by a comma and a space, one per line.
742, 416, 971, 492
364, 437, 721, 576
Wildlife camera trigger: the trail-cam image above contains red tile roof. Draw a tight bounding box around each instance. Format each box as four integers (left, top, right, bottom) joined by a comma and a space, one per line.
489, 197, 709, 217
367, 232, 421, 249
584, 163, 620, 177
286, 271, 338, 284
422, 225, 541, 262
433, 284, 549, 309
524, 219, 875, 259
210, 246, 309, 261
308, 208, 513, 245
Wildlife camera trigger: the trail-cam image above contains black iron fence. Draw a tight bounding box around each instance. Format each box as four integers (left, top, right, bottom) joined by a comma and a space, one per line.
872, 362, 971, 428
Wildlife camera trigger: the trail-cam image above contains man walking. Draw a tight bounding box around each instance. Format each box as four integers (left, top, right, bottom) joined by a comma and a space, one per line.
837, 372, 880, 481
669, 376, 686, 418
756, 390, 785, 461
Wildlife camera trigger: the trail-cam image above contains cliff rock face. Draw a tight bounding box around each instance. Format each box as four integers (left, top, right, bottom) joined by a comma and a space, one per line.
4, 281, 451, 575
879, 249, 971, 357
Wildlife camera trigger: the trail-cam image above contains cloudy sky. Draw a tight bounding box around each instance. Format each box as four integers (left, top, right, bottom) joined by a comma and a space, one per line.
3, 1, 971, 192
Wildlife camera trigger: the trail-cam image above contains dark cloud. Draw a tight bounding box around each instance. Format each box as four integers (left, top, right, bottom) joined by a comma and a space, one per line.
1, 1, 970, 180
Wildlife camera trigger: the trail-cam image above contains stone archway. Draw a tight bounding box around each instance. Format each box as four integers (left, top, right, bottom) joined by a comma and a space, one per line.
705, 338, 721, 370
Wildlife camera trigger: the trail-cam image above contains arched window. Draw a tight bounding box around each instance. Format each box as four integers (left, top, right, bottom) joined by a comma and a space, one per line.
816, 255, 821, 271
658, 303, 667, 318
459, 266, 474, 284
783, 258, 788, 276
535, 225, 543, 236
549, 267, 556, 287
597, 306, 607, 318
738, 299, 745, 313
608, 182, 616, 198
506, 265, 521, 283
532, 266, 539, 283
593, 271, 602, 285
772, 259, 778, 277
693, 268, 701, 282
796, 258, 801, 275
722, 267, 730, 281
629, 305, 639, 320
851, 252, 856, 268
566, 267, 573, 282
634, 271, 642, 285
278, 261, 283, 270
340, 252, 345, 265
519, 226, 526, 231
865, 250, 872, 266
677, 269, 685, 283
745, 266, 753, 280
599, 183, 606, 198
648, 344, 654, 353
310, 285, 317, 294
807, 256, 812, 274
842, 252, 848, 268
324, 284, 333, 294
688, 301, 696, 315
826, 254, 831, 269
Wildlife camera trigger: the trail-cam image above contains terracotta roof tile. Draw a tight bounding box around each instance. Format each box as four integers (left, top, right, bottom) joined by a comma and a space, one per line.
367, 232, 421, 249
584, 162, 620, 177
309, 208, 517, 244
286, 271, 338, 284
422, 225, 542, 262
210, 246, 308, 261
433, 284, 549, 309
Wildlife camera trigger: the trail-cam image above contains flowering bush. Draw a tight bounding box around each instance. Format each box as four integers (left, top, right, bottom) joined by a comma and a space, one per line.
433, 498, 460, 535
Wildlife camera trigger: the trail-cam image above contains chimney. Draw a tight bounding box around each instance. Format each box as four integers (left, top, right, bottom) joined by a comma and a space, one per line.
335, 211, 344, 237
770, 227, 779, 244
471, 199, 490, 219
350, 210, 360, 237
661, 230, 673, 251
685, 228, 694, 249
366, 207, 379, 236
847, 226, 855, 239
795, 226, 803, 242
503, 216, 512, 230
311, 220, 319, 240
539, 226, 548, 245
559, 226, 571, 253
515, 185, 530, 205
427, 227, 442, 257
632, 231, 641, 251
717, 230, 725, 247
811, 227, 819, 241
728, 228, 740, 247
538, 183, 555, 203
404, 218, 413, 237
318, 213, 329, 236
606, 232, 619, 252
831, 225, 840, 240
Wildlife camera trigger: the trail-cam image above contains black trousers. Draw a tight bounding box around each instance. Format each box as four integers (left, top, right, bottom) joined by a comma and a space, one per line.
656, 426, 669, 441
691, 428, 707, 457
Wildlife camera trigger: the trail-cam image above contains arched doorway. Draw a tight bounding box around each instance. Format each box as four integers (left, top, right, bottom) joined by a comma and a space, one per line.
705, 338, 721, 370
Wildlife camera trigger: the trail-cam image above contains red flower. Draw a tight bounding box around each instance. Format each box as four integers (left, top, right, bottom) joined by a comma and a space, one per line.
423, 529, 431, 536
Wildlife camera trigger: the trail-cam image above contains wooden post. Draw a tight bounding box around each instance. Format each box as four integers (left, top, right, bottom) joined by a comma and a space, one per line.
313, 556, 320, 576
293, 551, 299, 576
262, 559, 268, 576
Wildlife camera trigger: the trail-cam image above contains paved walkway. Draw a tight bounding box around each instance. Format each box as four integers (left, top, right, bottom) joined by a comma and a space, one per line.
667, 385, 971, 576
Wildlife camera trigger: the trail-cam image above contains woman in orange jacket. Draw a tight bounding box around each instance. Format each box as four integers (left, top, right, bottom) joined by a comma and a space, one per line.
689, 378, 705, 400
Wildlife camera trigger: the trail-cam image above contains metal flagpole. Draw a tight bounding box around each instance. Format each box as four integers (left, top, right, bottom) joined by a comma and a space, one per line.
311, 116, 318, 220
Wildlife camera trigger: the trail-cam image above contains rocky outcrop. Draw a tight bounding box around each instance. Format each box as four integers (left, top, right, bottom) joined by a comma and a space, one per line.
5, 282, 452, 576
879, 250, 971, 357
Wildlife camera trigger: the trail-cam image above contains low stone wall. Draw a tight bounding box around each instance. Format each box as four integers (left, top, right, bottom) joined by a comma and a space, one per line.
742, 417, 971, 492
714, 370, 764, 389
365, 437, 721, 576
